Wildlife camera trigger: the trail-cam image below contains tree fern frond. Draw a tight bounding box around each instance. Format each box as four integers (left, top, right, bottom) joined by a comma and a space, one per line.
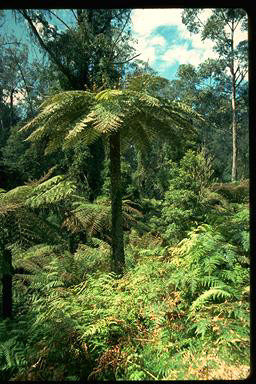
19, 84, 200, 161
64, 113, 97, 143
40, 90, 93, 109
63, 197, 143, 238
25, 176, 76, 208
0, 201, 23, 216
20, 91, 95, 153
90, 103, 124, 134
122, 199, 143, 217
0, 185, 33, 202
124, 90, 161, 107
95, 89, 123, 101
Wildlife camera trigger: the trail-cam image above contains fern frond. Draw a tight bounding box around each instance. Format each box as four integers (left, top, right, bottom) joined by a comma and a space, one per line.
19, 83, 199, 158
0, 185, 33, 203
64, 113, 99, 144
25, 166, 58, 187
95, 89, 123, 101
190, 288, 231, 312
25, 176, 76, 208
91, 103, 124, 134
20, 91, 95, 153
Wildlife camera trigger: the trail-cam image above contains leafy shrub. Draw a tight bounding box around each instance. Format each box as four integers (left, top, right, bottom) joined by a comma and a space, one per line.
158, 149, 226, 244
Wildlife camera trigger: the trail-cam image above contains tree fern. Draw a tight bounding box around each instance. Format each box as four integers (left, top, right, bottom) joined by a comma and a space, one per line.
19, 79, 202, 274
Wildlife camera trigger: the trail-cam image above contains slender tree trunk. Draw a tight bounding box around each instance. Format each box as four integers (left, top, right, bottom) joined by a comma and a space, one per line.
231, 20, 238, 182
2, 248, 13, 319
109, 131, 124, 275
17, 63, 34, 116
231, 74, 237, 181
9, 88, 15, 127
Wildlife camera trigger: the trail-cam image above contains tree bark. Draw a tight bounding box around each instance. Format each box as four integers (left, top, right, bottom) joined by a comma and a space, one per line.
2, 248, 13, 319
9, 88, 15, 127
109, 131, 125, 275
230, 20, 238, 182
17, 62, 34, 116
231, 73, 237, 181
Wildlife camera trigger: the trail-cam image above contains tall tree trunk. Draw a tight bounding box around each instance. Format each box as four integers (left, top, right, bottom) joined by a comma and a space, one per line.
2, 248, 13, 319
231, 20, 238, 182
231, 74, 237, 181
109, 131, 124, 275
9, 88, 15, 127
17, 63, 34, 116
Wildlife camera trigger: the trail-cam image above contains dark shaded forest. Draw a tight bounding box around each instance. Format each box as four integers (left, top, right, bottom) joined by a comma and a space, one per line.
0, 8, 249, 380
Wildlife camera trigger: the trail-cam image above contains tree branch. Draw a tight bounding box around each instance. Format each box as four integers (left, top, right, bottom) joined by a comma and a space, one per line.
47, 10, 72, 31
219, 9, 233, 31
0, 41, 21, 47
110, 12, 130, 54
71, 9, 78, 22
236, 69, 248, 88
234, 14, 245, 31
18, 10, 76, 87
113, 53, 141, 65
194, 11, 206, 30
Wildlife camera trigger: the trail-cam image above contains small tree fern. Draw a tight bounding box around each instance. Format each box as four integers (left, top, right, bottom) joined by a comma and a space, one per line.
0, 170, 77, 318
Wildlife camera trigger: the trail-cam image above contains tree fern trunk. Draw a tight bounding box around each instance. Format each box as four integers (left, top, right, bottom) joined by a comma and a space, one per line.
109, 131, 124, 275
2, 248, 12, 319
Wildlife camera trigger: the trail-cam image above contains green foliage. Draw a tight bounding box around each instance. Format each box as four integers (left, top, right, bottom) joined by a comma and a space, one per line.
155, 149, 227, 244
0, 172, 76, 251
25, 175, 76, 208
20, 84, 197, 158
0, 9, 250, 380
0, 208, 249, 380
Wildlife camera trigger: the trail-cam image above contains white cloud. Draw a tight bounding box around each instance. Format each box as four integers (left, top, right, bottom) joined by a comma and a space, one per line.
130, 8, 247, 78
234, 29, 248, 48
151, 35, 166, 47
130, 9, 218, 71
140, 46, 156, 64
162, 44, 202, 67
131, 8, 183, 37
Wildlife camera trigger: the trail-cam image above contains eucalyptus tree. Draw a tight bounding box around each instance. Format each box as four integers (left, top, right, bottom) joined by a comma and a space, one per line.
168, 62, 248, 180
19, 76, 198, 275
15, 9, 135, 91
182, 8, 248, 181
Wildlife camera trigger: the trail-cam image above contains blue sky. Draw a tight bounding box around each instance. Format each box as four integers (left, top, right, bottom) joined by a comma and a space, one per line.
130, 9, 247, 80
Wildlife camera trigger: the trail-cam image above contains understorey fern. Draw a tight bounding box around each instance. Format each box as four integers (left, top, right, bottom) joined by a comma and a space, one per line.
2, 235, 249, 381
168, 223, 249, 354
0, 185, 250, 381
63, 196, 143, 241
